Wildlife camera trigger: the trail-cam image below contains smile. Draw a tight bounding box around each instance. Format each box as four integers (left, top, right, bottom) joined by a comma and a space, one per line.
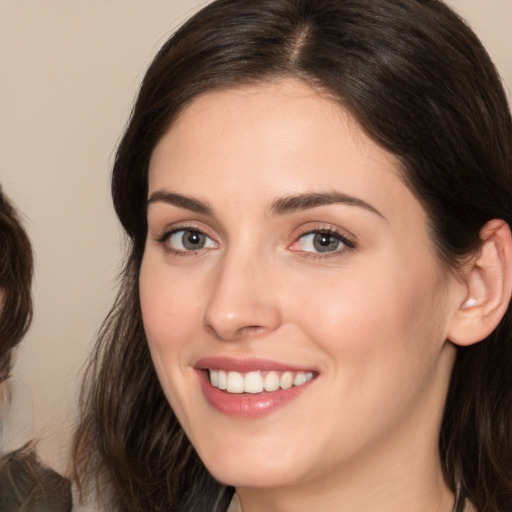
209, 369, 315, 394
196, 358, 318, 417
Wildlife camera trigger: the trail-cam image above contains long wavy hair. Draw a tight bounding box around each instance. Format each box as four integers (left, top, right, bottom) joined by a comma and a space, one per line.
0, 189, 72, 510
0, 186, 33, 382
72, 1, 512, 511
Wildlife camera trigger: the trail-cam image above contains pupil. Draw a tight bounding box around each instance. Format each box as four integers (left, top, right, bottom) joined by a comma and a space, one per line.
183, 231, 204, 250
313, 233, 338, 252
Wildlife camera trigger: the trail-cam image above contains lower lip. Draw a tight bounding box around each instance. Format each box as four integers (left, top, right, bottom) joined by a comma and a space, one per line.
198, 371, 313, 418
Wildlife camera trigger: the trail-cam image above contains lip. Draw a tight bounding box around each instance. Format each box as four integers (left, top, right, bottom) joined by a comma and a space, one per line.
195, 357, 317, 418
195, 356, 313, 373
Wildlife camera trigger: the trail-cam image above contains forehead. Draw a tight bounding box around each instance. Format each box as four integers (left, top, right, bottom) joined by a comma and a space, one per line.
148, 79, 421, 224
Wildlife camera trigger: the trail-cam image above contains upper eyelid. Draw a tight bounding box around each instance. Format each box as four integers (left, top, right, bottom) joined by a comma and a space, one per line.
147, 212, 225, 238
294, 223, 357, 243
151, 220, 215, 238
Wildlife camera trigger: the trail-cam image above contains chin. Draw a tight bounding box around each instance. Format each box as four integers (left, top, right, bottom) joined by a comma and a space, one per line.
207, 463, 296, 489
198, 442, 304, 489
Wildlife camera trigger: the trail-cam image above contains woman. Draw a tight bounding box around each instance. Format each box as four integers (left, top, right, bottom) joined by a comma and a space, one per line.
0, 186, 72, 510
72, 0, 512, 511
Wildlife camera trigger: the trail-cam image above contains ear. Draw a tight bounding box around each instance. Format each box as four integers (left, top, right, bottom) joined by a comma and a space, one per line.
448, 219, 512, 346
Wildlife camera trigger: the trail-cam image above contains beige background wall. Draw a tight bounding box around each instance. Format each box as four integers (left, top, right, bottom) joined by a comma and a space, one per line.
0, 0, 212, 474
0, 0, 510, 499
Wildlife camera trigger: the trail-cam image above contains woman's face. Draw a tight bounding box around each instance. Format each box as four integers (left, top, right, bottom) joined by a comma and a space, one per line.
140, 79, 461, 491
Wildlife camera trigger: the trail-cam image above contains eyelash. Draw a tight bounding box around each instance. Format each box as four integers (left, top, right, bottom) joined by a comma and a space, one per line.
154, 224, 217, 258
290, 226, 356, 259
153, 224, 356, 259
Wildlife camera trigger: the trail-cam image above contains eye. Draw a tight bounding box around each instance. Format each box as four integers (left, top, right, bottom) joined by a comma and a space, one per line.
166, 229, 216, 252
290, 229, 355, 255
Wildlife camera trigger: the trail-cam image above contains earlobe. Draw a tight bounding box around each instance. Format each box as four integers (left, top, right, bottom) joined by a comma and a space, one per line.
448, 219, 512, 347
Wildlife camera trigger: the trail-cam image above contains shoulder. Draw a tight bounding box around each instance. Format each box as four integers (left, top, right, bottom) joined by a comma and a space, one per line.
0, 446, 72, 512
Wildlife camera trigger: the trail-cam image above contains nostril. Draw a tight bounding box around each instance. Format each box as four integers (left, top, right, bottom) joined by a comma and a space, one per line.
205, 322, 265, 340
237, 325, 265, 337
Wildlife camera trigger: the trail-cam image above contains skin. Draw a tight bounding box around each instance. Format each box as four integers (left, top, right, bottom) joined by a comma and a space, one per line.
140, 79, 466, 512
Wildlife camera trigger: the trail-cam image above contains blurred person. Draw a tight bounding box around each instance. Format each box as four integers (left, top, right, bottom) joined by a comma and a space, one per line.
0, 185, 71, 511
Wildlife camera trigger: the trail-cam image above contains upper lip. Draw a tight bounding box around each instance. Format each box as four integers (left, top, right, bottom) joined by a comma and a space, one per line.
194, 356, 316, 373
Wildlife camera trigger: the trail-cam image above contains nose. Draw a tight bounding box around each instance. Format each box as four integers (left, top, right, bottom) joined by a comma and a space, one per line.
203, 251, 282, 341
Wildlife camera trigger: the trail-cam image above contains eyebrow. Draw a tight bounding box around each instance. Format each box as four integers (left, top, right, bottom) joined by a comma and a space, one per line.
147, 190, 213, 215
270, 192, 385, 219
147, 189, 384, 219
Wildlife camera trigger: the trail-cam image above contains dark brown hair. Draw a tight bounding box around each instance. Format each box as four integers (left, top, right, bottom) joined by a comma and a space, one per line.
0, 186, 33, 382
0, 444, 72, 512
0, 191, 73, 509
73, 1, 512, 511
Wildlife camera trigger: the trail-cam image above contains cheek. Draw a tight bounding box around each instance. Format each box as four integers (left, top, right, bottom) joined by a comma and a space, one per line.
139, 256, 207, 422
288, 254, 447, 379
139, 258, 203, 349
284, 260, 450, 457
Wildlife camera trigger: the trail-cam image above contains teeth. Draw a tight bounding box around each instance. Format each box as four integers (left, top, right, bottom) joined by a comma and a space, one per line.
208, 369, 314, 394
210, 369, 219, 387
293, 371, 307, 386
227, 371, 244, 393
244, 371, 264, 394
264, 371, 280, 392
280, 371, 294, 390
218, 370, 227, 390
